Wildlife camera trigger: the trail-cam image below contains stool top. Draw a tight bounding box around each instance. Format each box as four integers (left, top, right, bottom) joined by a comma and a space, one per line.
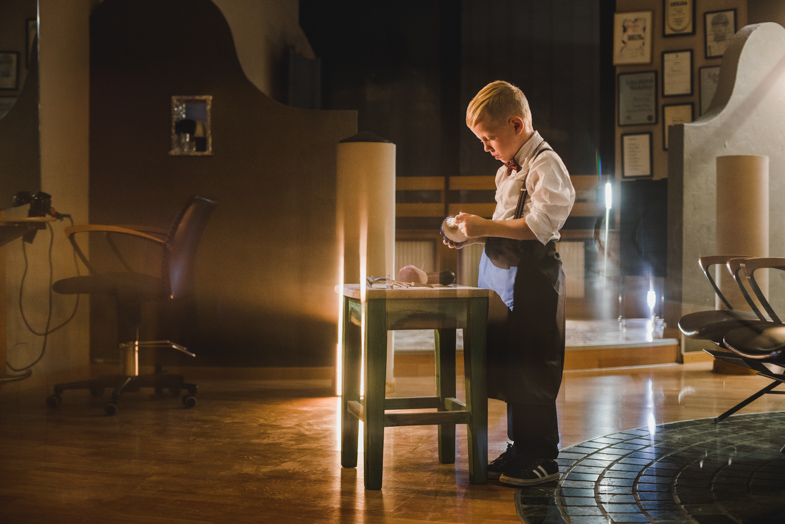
337, 283, 491, 300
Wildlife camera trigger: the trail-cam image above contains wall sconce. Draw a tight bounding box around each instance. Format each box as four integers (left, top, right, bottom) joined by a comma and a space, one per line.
170, 95, 212, 155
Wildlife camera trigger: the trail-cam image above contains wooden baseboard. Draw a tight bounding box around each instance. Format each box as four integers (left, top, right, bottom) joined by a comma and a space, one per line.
564, 343, 679, 370
712, 359, 758, 375
681, 350, 715, 364
0, 365, 336, 395
112, 365, 336, 381
394, 342, 681, 377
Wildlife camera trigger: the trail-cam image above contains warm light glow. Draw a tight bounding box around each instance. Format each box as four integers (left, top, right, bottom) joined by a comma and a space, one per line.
334, 397, 362, 452
336, 252, 345, 396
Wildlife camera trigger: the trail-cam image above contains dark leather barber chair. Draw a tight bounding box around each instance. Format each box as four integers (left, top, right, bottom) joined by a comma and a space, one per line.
679, 255, 785, 432
46, 196, 217, 415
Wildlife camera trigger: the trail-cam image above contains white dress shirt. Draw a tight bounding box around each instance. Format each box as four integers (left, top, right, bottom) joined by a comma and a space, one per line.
478, 131, 575, 309
492, 131, 575, 244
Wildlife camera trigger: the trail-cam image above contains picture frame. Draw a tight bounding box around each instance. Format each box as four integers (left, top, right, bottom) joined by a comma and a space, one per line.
662, 103, 693, 150
705, 9, 736, 59
618, 71, 657, 126
0, 96, 16, 118
170, 95, 213, 156
662, 50, 693, 97
621, 133, 652, 178
699, 66, 721, 115
26, 18, 37, 68
613, 11, 653, 65
663, 0, 695, 37
0, 52, 19, 91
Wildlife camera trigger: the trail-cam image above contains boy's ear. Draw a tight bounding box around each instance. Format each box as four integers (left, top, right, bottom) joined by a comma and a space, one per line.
509, 116, 524, 134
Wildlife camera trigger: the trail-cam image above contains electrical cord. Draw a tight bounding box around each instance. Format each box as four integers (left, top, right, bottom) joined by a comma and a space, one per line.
5, 217, 81, 373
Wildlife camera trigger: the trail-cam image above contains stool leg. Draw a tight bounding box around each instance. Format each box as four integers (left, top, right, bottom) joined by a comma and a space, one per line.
435, 328, 457, 464
341, 299, 361, 469
364, 298, 387, 490
464, 298, 488, 484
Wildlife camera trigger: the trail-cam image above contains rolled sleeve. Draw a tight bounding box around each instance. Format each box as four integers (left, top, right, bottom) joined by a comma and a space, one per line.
524, 158, 575, 244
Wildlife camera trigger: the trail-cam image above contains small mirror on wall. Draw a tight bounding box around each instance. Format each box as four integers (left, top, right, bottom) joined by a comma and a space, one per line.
170, 95, 212, 155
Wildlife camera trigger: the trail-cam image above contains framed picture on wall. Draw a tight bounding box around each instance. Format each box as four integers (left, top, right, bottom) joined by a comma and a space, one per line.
0, 96, 16, 118
26, 18, 37, 68
613, 11, 653, 65
705, 9, 737, 59
621, 133, 652, 178
0, 52, 19, 90
662, 103, 693, 150
662, 50, 693, 97
700, 66, 721, 115
618, 71, 657, 126
663, 0, 695, 37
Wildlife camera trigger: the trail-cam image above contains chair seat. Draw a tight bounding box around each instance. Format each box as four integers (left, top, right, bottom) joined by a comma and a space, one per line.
678, 309, 763, 343
53, 272, 164, 303
723, 325, 785, 361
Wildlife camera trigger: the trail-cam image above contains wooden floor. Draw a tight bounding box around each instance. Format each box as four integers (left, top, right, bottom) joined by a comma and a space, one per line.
1, 362, 784, 523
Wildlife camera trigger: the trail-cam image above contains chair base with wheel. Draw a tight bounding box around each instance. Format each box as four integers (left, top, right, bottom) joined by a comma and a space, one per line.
46, 339, 198, 415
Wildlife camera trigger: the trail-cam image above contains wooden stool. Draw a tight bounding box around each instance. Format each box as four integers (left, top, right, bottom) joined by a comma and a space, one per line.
338, 284, 490, 490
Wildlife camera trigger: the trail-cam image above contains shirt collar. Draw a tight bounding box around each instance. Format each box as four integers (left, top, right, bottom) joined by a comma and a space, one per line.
512, 131, 544, 170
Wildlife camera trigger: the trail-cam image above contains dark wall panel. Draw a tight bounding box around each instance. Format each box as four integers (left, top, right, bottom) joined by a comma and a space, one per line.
460, 0, 606, 178
90, 0, 356, 367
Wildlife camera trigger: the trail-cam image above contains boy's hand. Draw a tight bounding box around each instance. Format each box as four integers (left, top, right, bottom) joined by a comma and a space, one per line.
454, 212, 486, 239
442, 212, 486, 249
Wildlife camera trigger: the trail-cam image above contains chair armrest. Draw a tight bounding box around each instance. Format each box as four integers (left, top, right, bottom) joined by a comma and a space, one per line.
739, 257, 785, 273
64, 224, 166, 244
740, 258, 785, 324
698, 255, 748, 310
725, 257, 767, 320
64, 224, 167, 275
698, 255, 747, 274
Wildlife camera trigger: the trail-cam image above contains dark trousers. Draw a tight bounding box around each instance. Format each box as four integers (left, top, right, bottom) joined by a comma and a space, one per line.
486, 240, 566, 461
507, 402, 560, 460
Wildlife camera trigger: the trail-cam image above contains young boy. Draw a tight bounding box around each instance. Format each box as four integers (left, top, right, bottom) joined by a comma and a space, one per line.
445, 81, 574, 486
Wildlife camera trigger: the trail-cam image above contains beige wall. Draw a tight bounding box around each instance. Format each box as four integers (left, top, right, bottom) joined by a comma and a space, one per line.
667, 22, 785, 347
213, 0, 314, 102
2, 0, 94, 392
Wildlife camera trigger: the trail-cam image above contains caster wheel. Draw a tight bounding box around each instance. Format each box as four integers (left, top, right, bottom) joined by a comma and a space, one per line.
104, 403, 118, 416
46, 395, 61, 408
182, 395, 197, 409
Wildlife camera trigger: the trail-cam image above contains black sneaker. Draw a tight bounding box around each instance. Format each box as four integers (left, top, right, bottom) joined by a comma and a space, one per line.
499, 457, 559, 487
488, 443, 518, 479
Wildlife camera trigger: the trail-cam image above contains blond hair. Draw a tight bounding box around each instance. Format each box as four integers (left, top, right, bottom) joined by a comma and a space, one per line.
466, 80, 532, 128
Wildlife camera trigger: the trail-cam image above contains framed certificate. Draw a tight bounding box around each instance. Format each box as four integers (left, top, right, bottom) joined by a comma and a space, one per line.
0, 52, 19, 90
705, 9, 736, 59
699, 66, 721, 115
663, 0, 695, 37
662, 103, 693, 150
613, 11, 653, 65
0, 96, 15, 118
662, 50, 693, 97
618, 71, 657, 126
26, 18, 37, 68
621, 133, 652, 178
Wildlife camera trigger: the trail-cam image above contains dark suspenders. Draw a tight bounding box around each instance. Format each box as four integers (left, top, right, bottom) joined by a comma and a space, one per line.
513, 142, 554, 219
